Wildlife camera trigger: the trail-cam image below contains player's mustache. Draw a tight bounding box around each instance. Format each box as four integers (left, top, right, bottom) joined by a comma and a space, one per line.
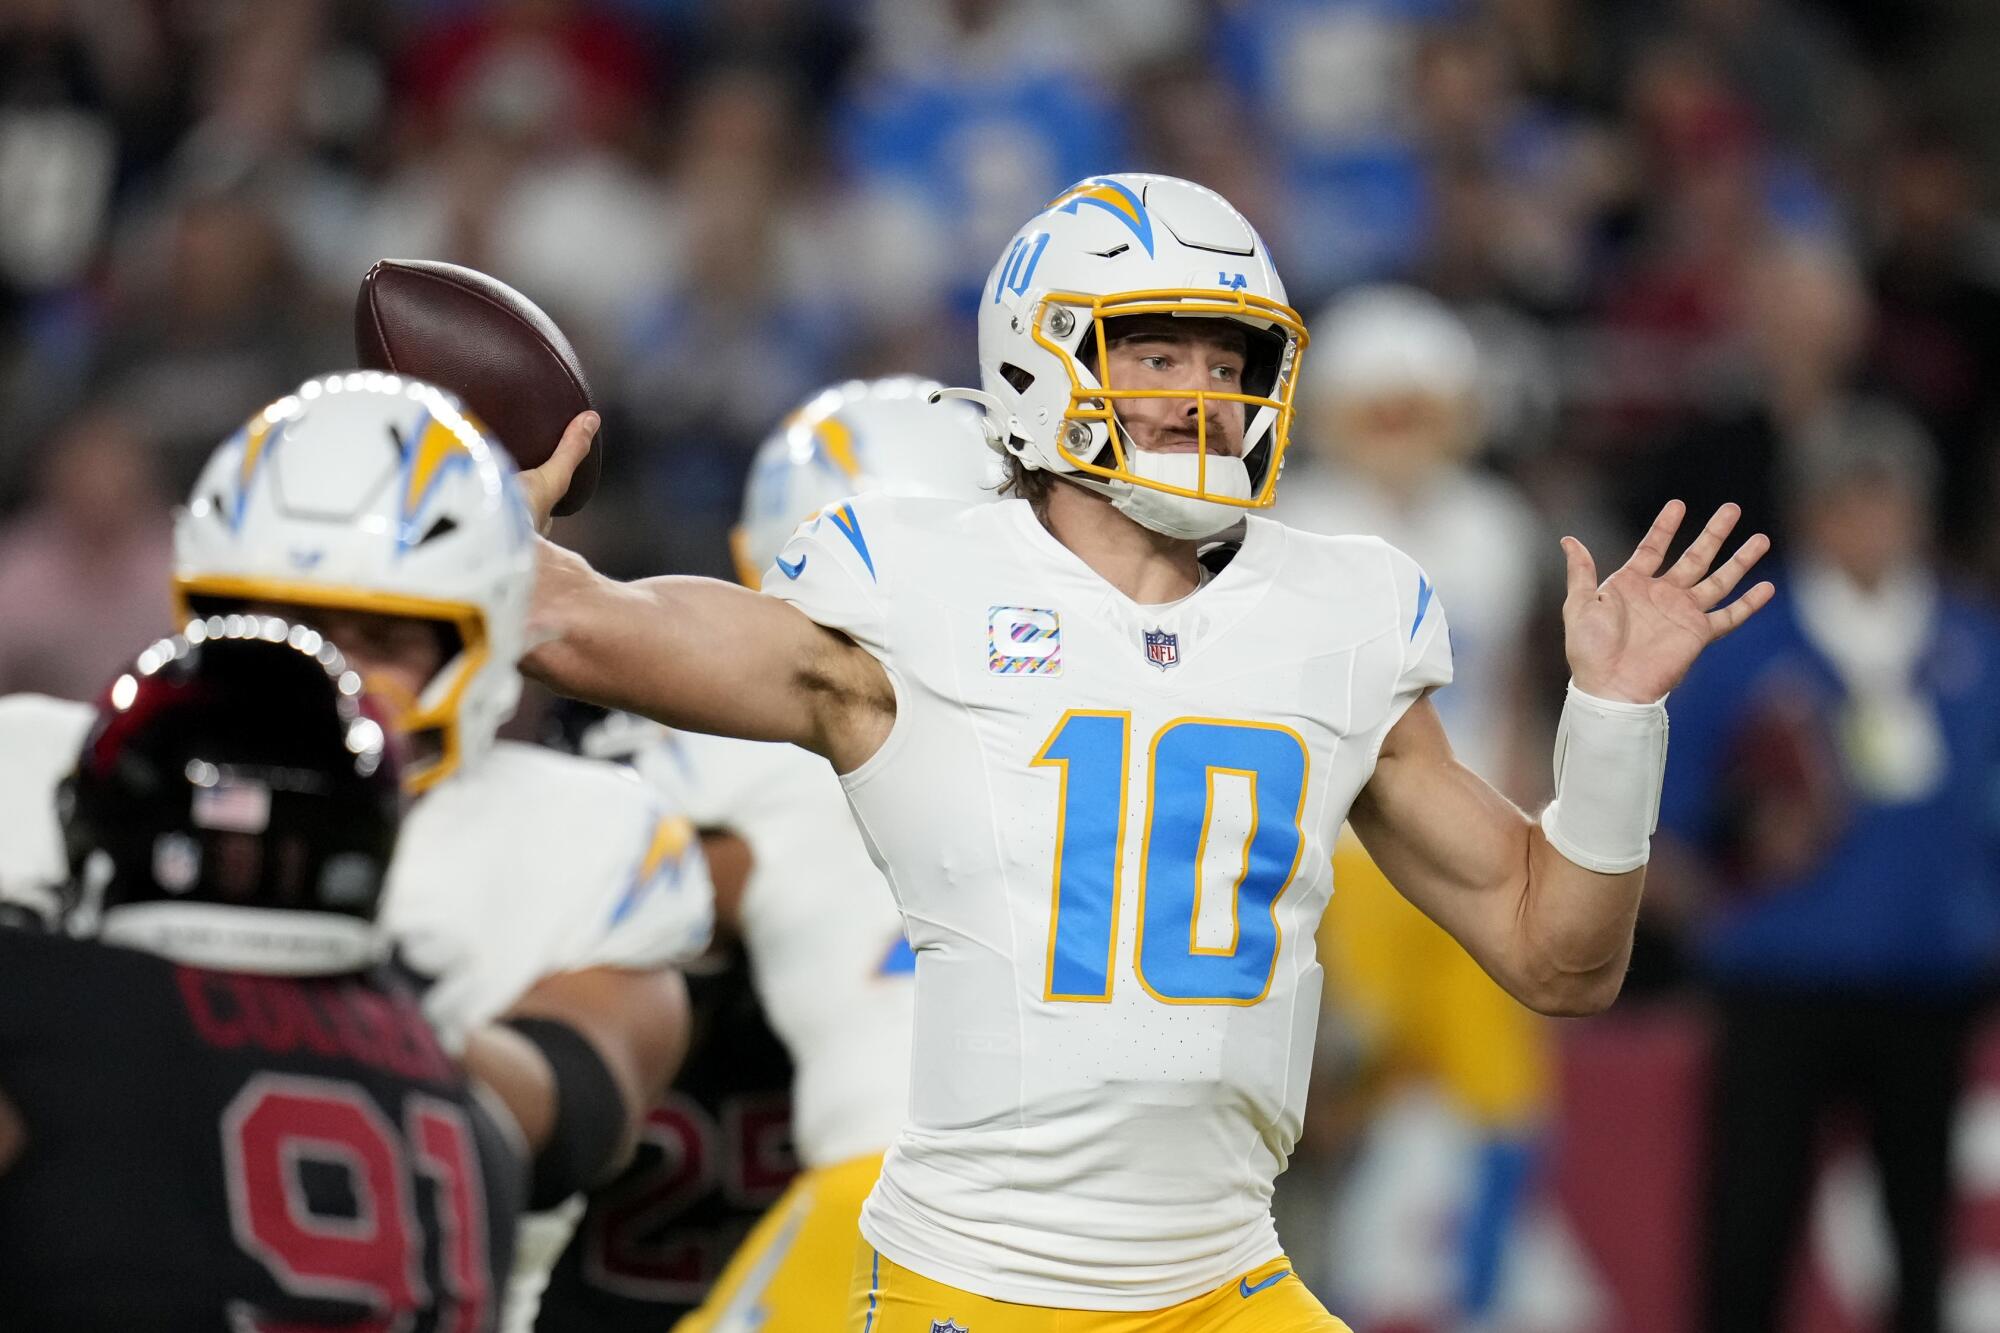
1139, 423, 1239, 455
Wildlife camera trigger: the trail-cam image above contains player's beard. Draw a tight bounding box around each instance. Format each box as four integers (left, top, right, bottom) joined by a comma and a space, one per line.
1105, 446, 1253, 540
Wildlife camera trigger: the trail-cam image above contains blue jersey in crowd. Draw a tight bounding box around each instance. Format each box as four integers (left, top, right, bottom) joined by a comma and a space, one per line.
1660, 576, 2000, 989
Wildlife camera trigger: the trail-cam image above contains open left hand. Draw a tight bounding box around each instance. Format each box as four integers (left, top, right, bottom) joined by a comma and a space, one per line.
1561, 500, 1774, 704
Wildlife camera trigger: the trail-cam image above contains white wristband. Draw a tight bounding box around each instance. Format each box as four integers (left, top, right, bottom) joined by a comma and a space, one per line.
1540, 682, 1669, 875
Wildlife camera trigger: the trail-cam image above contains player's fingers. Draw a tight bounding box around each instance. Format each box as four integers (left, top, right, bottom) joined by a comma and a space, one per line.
1625, 500, 1685, 576
1560, 536, 1598, 604
525, 412, 599, 533
1667, 503, 1742, 587
1704, 579, 1776, 638
1692, 531, 1771, 608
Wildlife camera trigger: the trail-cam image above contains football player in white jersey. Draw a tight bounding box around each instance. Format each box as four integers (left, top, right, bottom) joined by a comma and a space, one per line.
517, 173, 1773, 1331
562, 377, 999, 1333
0, 374, 714, 1330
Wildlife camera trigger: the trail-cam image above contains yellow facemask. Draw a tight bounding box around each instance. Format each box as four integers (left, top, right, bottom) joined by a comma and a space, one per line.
1029, 288, 1310, 507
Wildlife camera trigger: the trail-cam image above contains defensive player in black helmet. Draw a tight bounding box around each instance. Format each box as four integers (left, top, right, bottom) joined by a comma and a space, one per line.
0, 618, 525, 1331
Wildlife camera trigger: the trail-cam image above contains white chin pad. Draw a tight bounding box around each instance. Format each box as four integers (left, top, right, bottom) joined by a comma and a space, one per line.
1110, 450, 1251, 540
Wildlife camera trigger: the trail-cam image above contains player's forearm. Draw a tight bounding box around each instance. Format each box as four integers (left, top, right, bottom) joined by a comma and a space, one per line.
467, 967, 692, 1207
462, 1024, 558, 1150
1364, 790, 1637, 1017
1355, 697, 1648, 1017
524, 539, 815, 744
1504, 685, 1669, 1013
504, 966, 692, 1164
1512, 829, 1644, 1015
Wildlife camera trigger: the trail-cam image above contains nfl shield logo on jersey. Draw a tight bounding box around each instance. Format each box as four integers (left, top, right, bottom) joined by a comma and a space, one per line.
1143, 627, 1180, 670
930, 1322, 969, 1333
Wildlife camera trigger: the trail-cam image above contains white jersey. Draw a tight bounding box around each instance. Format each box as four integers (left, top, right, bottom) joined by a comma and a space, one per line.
607, 722, 915, 1168
766, 494, 1451, 1309
0, 701, 713, 1045
1279, 463, 1540, 781
0, 695, 88, 920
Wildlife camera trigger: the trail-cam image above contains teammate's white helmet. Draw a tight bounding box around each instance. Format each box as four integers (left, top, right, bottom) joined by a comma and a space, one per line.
174, 372, 535, 794
971, 173, 1309, 539
732, 375, 1000, 588
1310, 284, 1479, 404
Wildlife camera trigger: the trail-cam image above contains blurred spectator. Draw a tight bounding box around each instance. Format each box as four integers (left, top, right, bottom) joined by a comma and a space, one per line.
1676, 0, 1871, 171
1865, 123, 2000, 582
164, 0, 393, 287
1582, 36, 1778, 440
665, 0, 862, 111
1622, 237, 1880, 558
0, 0, 175, 475
1655, 411, 2000, 1333
836, 0, 1129, 312
1412, 19, 1625, 309
1283, 285, 1546, 786
1212, 0, 1447, 295
87, 190, 340, 488
609, 65, 845, 574
1280, 286, 1555, 1326
397, 0, 662, 150
0, 407, 171, 698
0, 0, 120, 302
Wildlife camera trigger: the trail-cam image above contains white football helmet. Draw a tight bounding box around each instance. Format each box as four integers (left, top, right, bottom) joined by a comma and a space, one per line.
1310, 284, 1479, 404
966, 173, 1309, 539
731, 375, 1000, 587
174, 372, 535, 794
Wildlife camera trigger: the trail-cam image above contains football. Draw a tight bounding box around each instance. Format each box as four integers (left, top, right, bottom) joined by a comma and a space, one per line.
354, 258, 602, 516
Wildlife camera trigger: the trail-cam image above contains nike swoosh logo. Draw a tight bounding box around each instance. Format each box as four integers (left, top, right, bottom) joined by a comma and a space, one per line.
775, 554, 807, 580
1240, 1269, 1290, 1298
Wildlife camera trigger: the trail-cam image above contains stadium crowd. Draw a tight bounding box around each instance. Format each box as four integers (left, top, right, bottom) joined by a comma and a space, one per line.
6, 0, 2000, 1328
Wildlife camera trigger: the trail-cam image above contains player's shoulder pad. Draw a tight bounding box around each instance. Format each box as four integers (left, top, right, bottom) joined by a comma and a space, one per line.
1370, 537, 1452, 691
768, 490, 981, 589
763, 490, 974, 659
474, 741, 709, 940
1287, 530, 1451, 679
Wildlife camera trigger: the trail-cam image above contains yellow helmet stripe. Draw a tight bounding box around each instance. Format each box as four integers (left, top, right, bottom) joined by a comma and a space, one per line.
237, 415, 275, 494
813, 415, 862, 480
403, 414, 476, 535
1049, 182, 1142, 227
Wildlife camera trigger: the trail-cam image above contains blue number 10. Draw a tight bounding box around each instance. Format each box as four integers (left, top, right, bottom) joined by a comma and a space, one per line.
1032, 712, 1309, 1006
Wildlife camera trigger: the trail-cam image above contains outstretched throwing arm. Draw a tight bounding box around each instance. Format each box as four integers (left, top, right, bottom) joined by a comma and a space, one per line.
518, 415, 893, 772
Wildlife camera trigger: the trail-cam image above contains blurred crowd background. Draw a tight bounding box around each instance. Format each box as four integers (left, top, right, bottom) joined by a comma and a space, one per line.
8, 0, 2000, 1328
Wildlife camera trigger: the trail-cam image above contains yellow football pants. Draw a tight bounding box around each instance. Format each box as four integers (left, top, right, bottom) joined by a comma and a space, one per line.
673, 1152, 885, 1333
849, 1245, 1352, 1332
1322, 830, 1548, 1127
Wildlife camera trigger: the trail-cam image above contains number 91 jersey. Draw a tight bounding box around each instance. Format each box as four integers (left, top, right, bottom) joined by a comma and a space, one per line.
765, 493, 1451, 1311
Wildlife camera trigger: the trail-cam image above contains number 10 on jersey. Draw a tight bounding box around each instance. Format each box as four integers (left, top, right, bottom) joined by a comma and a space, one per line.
1033, 711, 1309, 1005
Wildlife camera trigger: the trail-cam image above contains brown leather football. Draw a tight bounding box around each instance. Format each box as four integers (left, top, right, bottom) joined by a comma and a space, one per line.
355, 258, 601, 516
